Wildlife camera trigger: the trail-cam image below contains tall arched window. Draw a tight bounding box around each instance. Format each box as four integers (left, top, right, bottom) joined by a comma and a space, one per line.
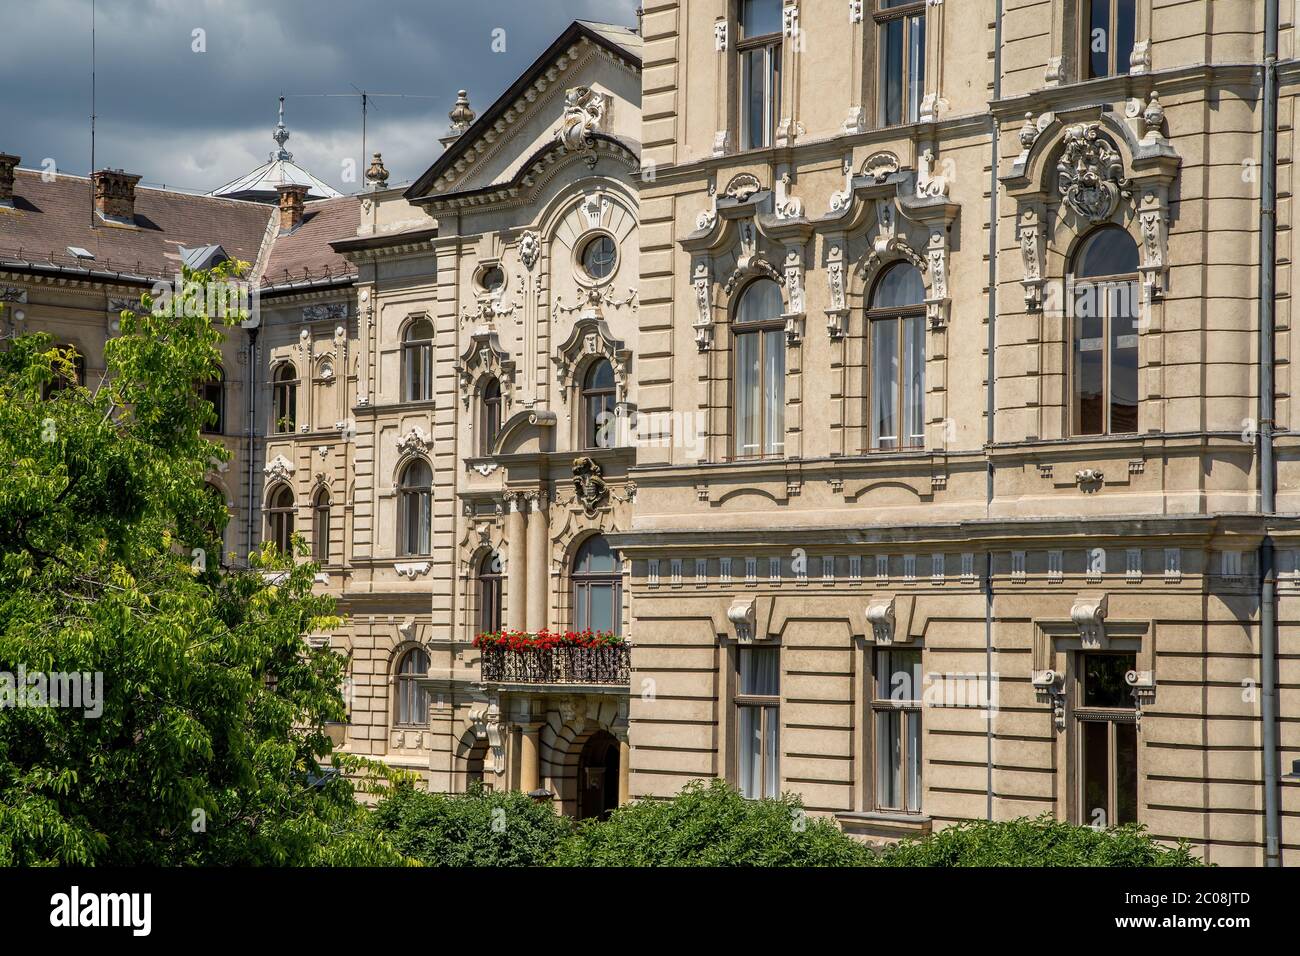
1071, 226, 1139, 436
477, 551, 503, 634
266, 485, 295, 553
199, 366, 224, 435
733, 279, 785, 459
572, 535, 621, 635
581, 360, 616, 449
395, 647, 430, 727
398, 459, 432, 556
402, 317, 434, 402
272, 363, 298, 434
312, 488, 331, 563
868, 263, 926, 451
480, 377, 502, 456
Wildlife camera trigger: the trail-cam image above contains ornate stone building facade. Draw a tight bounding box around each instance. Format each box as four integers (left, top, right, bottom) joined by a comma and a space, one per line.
620, 0, 1298, 865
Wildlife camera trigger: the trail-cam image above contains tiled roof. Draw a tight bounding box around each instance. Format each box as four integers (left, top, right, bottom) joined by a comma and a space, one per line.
0, 169, 274, 283
259, 196, 361, 291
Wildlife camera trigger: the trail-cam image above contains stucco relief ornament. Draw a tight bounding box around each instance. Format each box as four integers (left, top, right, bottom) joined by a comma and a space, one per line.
518, 230, 540, 271
723, 172, 763, 202
692, 262, 713, 351
397, 425, 432, 455
557, 86, 605, 152
571, 456, 609, 517
264, 455, 294, 481
1057, 124, 1133, 223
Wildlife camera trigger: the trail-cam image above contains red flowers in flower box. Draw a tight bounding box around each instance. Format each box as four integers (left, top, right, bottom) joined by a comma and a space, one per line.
473, 629, 624, 650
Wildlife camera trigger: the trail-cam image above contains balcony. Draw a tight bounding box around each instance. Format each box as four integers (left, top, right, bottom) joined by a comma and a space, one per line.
479, 643, 630, 687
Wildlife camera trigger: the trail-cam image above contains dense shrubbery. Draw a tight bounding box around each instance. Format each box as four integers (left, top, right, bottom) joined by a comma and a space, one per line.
365, 781, 1203, 868
369, 782, 574, 867
876, 814, 1204, 867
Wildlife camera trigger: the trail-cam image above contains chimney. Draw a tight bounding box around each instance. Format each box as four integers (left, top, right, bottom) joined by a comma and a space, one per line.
92, 168, 142, 224
277, 183, 308, 233
0, 153, 20, 208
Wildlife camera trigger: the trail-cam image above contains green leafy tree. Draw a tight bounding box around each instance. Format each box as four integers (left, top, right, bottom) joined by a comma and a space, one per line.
369, 782, 574, 867
0, 265, 405, 865
553, 779, 874, 867
876, 814, 1205, 867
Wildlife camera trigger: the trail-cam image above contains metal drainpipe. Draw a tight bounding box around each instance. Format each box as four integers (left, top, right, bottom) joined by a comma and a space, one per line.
1258, 0, 1281, 868
246, 326, 259, 565
984, 0, 1004, 823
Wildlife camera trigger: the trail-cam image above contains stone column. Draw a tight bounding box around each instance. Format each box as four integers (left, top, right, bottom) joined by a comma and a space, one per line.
525, 491, 549, 633
519, 718, 543, 794
505, 492, 527, 632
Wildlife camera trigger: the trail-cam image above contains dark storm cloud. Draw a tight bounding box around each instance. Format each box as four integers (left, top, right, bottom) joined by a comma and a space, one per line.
0, 0, 638, 193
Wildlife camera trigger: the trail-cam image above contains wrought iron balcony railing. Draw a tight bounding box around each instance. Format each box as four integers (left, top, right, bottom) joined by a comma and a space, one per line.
479, 643, 630, 686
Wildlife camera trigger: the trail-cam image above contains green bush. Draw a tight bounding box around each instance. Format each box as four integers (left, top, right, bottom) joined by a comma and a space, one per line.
554, 779, 874, 867
877, 814, 1205, 867
368, 782, 573, 867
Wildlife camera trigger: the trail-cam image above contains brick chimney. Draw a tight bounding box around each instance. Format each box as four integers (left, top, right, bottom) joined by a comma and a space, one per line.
0, 154, 19, 208
277, 183, 308, 233
92, 168, 142, 223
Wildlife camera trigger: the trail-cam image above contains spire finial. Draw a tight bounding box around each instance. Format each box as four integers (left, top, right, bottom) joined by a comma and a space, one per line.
272, 95, 293, 161
448, 89, 475, 135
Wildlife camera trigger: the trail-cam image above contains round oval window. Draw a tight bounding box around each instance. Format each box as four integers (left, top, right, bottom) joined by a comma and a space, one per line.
580, 235, 616, 281
480, 266, 504, 292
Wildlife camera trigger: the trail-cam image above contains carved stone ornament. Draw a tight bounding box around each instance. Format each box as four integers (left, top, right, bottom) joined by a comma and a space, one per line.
866, 595, 898, 644
557, 86, 606, 152
304, 302, 348, 323
1070, 592, 1108, 647
915, 148, 950, 198
394, 561, 431, 579
572, 456, 609, 517
264, 455, 294, 481
1057, 124, 1133, 223
693, 261, 713, 351
825, 241, 848, 339
723, 172, 763, 203
727, 598, 757, 642
518, 230, 541, 270
397, 425, 432, 456
0, 286, 28, 304
714, 19, 728, 51
863, 151, 900, 183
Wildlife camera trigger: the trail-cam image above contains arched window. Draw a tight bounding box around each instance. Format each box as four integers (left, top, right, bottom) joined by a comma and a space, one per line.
581, 360, 616, 449
312, 488, 331, 563
733, 279, 785, 459
266, 484, 295, 553
398, 459, 432, 556
477, 551, 503, 634
402, 317, 434, 403
572, 535, 621, 635
481, 377, 502, 456
43, 345, 86, 398
199, 366, 224, 435
395, 647, 430, 727
272, 363, 298, 434
868, 263, 926, 451
1071, 226, 1139, 436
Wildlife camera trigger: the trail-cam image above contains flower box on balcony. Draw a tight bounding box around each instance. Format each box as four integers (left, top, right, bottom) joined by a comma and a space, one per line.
474, 631, 629, 685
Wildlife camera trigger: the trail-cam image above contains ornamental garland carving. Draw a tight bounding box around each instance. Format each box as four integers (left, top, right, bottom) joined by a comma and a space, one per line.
1057, 124, 1132, 223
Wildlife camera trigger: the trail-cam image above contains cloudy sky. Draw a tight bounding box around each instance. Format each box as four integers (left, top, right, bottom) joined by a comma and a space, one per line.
0, 0, 638, 194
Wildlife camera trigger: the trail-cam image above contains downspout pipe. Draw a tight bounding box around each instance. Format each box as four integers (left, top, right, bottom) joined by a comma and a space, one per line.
246, 325, 259, 565
1258, 0, 1281, 868
984, 0, 1004, 823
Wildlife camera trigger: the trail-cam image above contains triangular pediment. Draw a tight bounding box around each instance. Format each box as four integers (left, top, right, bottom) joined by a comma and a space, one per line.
404, 20, 641, 204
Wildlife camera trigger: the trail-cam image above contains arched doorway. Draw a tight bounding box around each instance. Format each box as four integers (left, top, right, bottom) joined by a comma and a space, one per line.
576, 730, 620, 820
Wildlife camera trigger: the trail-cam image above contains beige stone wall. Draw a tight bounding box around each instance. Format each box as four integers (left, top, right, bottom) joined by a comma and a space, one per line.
625, 0, 1300, 864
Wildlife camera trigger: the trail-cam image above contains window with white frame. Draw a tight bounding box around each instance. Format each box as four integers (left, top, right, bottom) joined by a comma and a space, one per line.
736, 644, 780, 799
733, 278, 785, 459
876, 0, 926, 126
868, 263, 926, 451
872, 647, 923, 812
739, 0, 783, 149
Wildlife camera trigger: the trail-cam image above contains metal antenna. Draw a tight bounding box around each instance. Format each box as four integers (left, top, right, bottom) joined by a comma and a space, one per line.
284, 90, 437, 178
90, 0, 96, 228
